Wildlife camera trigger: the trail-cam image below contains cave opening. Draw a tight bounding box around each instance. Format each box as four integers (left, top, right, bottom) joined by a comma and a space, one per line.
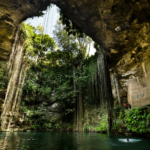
1, 1, 150, 149
0, 0, 134, 136
1, 3, 104, 133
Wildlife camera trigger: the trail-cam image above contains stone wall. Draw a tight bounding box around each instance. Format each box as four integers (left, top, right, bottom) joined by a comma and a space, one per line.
110, 46, 150, 108
1, 26, 27, 131
1, 0, 150, 110
128, 59, 150, 108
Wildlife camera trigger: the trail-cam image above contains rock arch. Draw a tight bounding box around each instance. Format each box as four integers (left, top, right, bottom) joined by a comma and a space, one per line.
1, 0, 149, 64
1, 0, 150, 130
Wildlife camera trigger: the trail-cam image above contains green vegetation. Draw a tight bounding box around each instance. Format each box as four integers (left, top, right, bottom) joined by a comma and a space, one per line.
1, 20, 150, 135
83, 104, 150, 134
20, 23, 56, 130
122, 108, 150, 133
19, 19, 98, 130
95, 114, 108, 132
83, 106, 150, 134
1, 12, 149, 135
0, 62, 8, 90
111, 105, 150, 134
59, 11, 84, 37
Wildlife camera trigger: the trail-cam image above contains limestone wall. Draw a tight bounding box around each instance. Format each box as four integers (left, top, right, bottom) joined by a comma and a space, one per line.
1, 0, 150, 65
128, 59, 150, 108
1, 26, 27, 131
1, 0, 150, 112
111, 45, 150, 108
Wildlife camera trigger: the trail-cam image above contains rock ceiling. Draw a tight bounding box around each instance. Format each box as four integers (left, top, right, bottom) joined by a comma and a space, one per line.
0, 0, 150, 65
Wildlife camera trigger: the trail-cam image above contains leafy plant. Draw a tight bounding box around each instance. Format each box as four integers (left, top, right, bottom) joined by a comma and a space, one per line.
95, 114, 108, 132
20, 21, 100, 132
124, 108, 150, 134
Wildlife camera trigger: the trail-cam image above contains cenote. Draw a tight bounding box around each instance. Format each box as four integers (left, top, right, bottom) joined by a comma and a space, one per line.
0, 132, 149, 150
1, 1, 150, 150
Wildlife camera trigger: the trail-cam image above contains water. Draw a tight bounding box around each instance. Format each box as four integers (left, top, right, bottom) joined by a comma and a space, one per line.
0, 132, 149, 150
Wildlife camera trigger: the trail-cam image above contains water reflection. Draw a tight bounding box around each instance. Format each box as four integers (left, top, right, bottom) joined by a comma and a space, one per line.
0, 132, 149, 150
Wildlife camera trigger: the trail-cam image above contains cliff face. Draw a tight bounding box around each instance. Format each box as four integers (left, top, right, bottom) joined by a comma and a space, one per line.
111, 49, 150, 108
1, 1, 150, 109
1, 26, 27, 131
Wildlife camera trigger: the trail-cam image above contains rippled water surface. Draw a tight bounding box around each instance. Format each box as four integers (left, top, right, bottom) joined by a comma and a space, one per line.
0, 132, 149, 150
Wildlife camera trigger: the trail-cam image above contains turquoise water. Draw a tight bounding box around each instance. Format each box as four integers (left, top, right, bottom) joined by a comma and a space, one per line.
0, 132, 149, 150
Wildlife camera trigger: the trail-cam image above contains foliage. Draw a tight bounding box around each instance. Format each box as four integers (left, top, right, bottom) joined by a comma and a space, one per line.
21, 103, 56, 130
112, 105, 150, 134
21, 22, 56, 101
95, 114, 108, 132
112, 120, 124, 133
53, 20, 92, 62
123, 108, 150, 134
20, 20, 97, 131
94, 42, 101, 52
38, 11, 45, 17
0, 62, 8, 90
20, 23, 57, 130
21, 22, 55, 59
59, 11, 84, 37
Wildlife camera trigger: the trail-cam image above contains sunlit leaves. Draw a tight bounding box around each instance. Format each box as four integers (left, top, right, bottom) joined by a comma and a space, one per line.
21, 22, 55, 60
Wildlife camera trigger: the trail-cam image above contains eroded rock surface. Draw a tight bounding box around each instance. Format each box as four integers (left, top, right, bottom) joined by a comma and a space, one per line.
1, 1, 150, 109
111, 47, 150, 108
0, 0, 149, 62
1, 26, 27, 131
